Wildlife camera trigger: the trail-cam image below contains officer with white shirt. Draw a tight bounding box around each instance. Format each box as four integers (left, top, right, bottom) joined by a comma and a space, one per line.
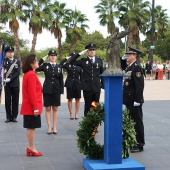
69, 43, 104, 116
123, 47, 145, 153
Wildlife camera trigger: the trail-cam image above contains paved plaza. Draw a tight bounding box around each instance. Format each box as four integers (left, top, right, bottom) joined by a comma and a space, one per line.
0, 78, 170, 170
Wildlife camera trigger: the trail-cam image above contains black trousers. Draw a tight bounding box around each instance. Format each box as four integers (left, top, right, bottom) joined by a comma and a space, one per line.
83, 91, 100, 116
126, 105, 145, 147
5, 86, 19, 120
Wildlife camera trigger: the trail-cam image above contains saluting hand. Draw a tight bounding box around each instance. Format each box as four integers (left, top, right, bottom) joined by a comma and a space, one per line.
79, 49, 88, 55
42, 55, 48, 61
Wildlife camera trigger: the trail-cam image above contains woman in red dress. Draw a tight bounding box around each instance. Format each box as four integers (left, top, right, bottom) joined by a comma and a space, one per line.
20, 54, 43, 156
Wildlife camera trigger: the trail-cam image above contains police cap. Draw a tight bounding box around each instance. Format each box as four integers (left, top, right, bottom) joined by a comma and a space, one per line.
85, 43, 96, 50
48, 50, 57, 56
125, 47, 142, 56
5, 46, 14, 53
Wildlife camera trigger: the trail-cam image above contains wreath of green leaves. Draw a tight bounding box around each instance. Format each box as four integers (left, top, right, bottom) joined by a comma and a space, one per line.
77, 103, 137, 159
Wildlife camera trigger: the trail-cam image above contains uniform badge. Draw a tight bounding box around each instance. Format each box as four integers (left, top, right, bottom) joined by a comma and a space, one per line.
125, 82, 129, 86
6, 61, 8, 65
136, 72, 141, 77
86, 61, 89, 64
69, 64, 71, 67
58, 68, 61, 73
46, 65, 49, 69
96, 63, 99, 68
135, 63, 137, 66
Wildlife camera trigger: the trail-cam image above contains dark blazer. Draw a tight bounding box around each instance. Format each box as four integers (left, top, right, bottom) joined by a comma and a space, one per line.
20, 70, 43, 115
60, 58, 82, 89
4, 58, 20, 87
123, 61, 144, 106
70, 54, 104, 92
145, 62, 152, 71
36, 58, 64, 94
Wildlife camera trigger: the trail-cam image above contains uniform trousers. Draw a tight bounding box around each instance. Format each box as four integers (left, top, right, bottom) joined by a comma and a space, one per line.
5, 86, 19, 120
126, 105, 145, 147
83, 91, 100, 116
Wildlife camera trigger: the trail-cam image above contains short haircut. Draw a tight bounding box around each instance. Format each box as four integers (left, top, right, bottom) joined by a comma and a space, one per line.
22, 53, 36, 73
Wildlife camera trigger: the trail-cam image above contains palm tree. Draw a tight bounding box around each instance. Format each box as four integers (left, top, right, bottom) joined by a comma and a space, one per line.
64, 8, 89, 53
0, 0, 27, 60
145, 5, 169, 41
48, 1, 69, 61
24, 0, 52, 53
116, 0, 150, 49
94, 0, 118, 35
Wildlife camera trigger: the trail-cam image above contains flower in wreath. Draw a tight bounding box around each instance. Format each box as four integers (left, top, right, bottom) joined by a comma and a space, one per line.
77, 102, 137, 159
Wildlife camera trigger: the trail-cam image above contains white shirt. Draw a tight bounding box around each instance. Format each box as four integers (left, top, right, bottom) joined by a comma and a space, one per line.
89, 57, 95, 63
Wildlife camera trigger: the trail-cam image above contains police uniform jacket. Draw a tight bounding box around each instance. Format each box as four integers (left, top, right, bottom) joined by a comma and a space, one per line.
4, 58, 20, 87
123, 61, 144, 106
36, 58, 64, 94
60, 58, 82, 89
70, 55, 104, 92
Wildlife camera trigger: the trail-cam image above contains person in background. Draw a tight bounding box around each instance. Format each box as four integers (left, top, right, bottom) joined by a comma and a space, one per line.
152, 60, 157, 80
145, 60, 152, 80
20, 54, 43, 157
165, 60, 170, 80
36, 50, 64, 135
60, 53, 82, 120
69, 43, 104, 116
4, 46, 20, 123
140, 60, 146, 78
123, 47, 145, 153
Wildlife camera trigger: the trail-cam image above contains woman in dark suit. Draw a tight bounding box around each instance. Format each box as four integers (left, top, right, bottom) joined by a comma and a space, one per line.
20, 54, 43, 156
36, 50, 64, 135
60, 53, 82, 119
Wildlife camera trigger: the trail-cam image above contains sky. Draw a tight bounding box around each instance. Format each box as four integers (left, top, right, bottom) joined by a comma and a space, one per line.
2, 0, 170, 50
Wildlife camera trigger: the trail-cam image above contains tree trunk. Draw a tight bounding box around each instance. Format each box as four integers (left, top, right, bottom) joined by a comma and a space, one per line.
126, 32, 133, 50
58, 38, 62, 62
30, 31, 38, 54
13, 30, 21, 61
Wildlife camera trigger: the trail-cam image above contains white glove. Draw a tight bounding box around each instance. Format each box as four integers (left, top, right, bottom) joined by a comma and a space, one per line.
121, 54, 126, 60
4, 78, 11, 83
79, 49, 88, 55
66, 56, 71, 60
134, 102, 140, 106
101, 88, 105, 92
42, 55, 48, 61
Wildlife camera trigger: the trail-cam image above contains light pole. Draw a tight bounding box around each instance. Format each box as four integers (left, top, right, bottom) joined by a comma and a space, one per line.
150, 0, 155, 64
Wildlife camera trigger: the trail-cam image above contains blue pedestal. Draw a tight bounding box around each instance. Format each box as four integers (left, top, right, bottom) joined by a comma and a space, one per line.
83, 75, 145, 170
83, 157, 145, 170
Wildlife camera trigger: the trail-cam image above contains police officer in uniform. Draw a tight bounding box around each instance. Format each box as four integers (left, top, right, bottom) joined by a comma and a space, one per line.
60, 53, 83, 119
70, 43, 104, 116
123, 47, 145, 152
36, 50, 64, 134
4, 46, 20, 123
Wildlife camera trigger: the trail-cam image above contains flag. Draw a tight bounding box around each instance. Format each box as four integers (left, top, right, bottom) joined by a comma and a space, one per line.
0, 42, 5, 104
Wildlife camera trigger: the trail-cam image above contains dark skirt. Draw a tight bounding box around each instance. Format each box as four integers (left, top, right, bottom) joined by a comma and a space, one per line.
23, 115, 41, 129
66, 88, 81, 99
43, 93, 60, 107
146, 70, 151, 74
